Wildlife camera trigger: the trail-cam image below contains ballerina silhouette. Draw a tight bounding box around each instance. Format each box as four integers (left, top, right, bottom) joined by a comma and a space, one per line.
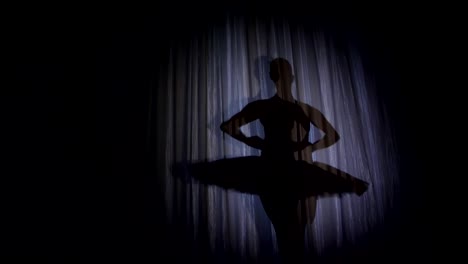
174, 57, 369, 263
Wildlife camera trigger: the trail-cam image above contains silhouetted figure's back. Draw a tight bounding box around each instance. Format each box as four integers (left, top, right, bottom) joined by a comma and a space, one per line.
173, 57, 369, 263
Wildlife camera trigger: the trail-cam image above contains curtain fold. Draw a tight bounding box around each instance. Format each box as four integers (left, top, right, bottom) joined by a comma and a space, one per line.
153, 15, 399, 262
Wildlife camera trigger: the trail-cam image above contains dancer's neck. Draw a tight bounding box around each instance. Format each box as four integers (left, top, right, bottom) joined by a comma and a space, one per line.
274, 91, 294, 102
275, 82, 294, 102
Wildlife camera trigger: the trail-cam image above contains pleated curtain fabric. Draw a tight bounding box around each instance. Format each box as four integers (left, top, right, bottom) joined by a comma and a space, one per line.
153, 15, 399, 262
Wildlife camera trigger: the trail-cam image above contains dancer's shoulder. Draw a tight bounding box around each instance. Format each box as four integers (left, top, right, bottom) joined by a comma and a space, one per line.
244, 98, 269, 109
295, 101, 323, 117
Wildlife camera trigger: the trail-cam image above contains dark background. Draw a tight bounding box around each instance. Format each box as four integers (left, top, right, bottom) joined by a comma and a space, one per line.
4, 0, 447, 261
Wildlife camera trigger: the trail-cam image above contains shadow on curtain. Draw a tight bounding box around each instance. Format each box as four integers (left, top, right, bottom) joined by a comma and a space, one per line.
153, 15, 399, 263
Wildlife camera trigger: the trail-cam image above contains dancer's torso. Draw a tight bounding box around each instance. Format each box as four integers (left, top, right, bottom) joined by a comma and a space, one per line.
259, 97, 309, 162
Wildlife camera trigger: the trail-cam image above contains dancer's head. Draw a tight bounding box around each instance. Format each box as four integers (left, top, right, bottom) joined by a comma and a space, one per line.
269, 58, 294, 95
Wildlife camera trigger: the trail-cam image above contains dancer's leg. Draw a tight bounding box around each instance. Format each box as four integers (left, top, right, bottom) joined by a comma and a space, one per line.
260, 195, 306, 264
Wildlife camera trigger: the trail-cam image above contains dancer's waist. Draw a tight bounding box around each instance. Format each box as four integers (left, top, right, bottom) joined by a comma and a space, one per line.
261, 151, 296, 162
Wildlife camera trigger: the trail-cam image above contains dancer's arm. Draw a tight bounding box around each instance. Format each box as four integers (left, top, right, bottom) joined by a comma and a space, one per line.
220, 101, 265, 150
300, 103, 340, 152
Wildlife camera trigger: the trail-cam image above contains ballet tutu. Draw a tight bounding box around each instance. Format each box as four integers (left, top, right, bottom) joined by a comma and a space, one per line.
172, 156, 369, 199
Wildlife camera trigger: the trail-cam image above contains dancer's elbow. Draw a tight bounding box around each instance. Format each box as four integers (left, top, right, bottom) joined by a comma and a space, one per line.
220, 122, 230, 133
334, 132, 340, 142
326, 131, 340, 144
